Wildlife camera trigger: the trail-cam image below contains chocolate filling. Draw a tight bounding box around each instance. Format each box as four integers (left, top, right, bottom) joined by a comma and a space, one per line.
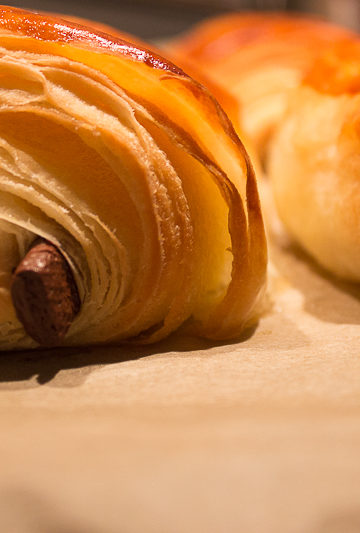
11, 238, 80, 346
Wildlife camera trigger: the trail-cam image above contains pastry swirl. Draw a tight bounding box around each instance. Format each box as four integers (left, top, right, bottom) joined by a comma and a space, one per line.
0, 7, 267, 349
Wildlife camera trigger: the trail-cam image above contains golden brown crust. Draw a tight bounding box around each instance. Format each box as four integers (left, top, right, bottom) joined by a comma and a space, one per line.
0, 6, 267, 347
0, 6, 184, 74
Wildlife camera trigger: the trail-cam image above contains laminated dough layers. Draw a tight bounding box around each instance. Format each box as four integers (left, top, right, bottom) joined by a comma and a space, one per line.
0, 6, 267, 349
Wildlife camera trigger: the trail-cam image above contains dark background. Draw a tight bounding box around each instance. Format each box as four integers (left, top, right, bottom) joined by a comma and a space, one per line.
3, 0, 359, 40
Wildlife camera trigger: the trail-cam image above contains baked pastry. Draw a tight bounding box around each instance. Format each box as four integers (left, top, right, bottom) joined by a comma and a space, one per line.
269, 41, 360, 281
169, 12, 354, 160
61, 13, 243, 145
0, 6, 267, 349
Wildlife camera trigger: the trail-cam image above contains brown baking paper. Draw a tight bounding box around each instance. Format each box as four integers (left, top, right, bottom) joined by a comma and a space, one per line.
0, 181, 360, 533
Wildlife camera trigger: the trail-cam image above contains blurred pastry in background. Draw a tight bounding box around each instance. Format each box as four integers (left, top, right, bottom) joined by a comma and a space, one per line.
269, 40, 360, 281
168, 12, 355, 163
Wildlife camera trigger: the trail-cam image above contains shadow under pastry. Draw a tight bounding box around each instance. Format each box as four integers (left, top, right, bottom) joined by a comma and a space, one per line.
0, 327, 256, 390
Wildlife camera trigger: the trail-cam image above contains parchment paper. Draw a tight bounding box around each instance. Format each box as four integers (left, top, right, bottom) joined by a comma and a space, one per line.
0, 181, 359, 533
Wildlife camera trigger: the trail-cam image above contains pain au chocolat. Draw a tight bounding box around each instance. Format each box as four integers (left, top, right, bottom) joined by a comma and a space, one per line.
169, 12, 354, 161
0, 6, 267, 349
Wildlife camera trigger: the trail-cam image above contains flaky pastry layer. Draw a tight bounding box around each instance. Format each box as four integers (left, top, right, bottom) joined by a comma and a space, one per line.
0, 7, 267, 349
